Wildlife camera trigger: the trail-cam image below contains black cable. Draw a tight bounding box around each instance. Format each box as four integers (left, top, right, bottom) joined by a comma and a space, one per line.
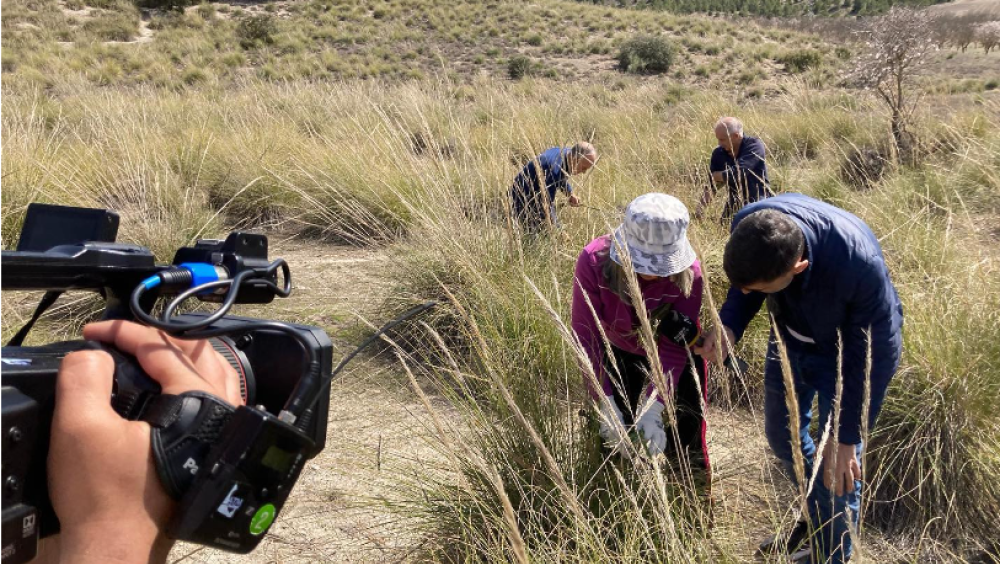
129, 259, 290, 332
128, 260, 434, 421
129, 259, 321, 419
160, 272, 252, 329
304, 301, 437, 413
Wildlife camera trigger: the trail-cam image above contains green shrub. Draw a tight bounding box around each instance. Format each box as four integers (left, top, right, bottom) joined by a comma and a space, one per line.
196, 2, 216, 20
181, 66, 208, 85
776, 48, 822, 73
736, 67, 760, 85
236, 14, 277, 50
616, 34, 676, 74
507, 55, 532, 80
82, 12, 138, 42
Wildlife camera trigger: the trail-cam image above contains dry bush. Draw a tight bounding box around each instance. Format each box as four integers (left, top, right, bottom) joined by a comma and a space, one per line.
840, 146, 888, 190
849, 7, 938, 162
975, 21, 1000, 54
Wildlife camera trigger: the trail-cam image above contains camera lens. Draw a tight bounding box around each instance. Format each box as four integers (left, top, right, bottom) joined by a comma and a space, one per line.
209, 337, 256, 406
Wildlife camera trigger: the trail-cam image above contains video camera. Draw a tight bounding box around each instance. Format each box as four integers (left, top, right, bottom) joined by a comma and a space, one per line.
1, 204, 335, 564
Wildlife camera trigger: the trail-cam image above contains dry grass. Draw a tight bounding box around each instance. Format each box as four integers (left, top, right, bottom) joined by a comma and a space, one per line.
1, 0, 839, 89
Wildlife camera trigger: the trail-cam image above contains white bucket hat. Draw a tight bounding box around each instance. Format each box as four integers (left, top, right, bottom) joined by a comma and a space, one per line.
610, 193, 696, 278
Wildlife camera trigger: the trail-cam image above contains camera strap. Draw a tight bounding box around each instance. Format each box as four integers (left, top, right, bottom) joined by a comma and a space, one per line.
140, 391, 236, 499
6, 290, 63, 346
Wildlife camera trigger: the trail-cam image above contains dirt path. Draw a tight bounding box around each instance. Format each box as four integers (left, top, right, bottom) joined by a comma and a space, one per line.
168, 238, 452, 563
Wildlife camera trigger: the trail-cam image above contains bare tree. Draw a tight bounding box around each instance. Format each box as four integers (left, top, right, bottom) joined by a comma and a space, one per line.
939, 13, 982, 52
849, 7, 938, 161
976, 21, 1000, 54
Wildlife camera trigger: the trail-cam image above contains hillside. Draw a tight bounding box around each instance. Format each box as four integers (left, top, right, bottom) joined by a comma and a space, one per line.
583, 0, 952, 17
1, 0, 837, 89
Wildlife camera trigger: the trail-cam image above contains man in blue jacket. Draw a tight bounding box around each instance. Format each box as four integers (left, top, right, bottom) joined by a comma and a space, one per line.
695, 194, 903, 563
509, 142, 597, 231
696, 117, 772, 221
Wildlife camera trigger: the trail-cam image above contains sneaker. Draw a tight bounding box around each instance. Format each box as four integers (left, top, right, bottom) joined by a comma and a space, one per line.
757, 519, 811, 560
788, 542, 812, 563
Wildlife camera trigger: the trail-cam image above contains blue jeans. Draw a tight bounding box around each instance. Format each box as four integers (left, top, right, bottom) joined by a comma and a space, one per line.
510, 188, 559, 231
763, 332, 899, 564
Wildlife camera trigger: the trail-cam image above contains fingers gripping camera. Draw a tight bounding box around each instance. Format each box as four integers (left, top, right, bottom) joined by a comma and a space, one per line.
142, 391, 239, 499
0, 204, 334, 562
3, 205, 438, 563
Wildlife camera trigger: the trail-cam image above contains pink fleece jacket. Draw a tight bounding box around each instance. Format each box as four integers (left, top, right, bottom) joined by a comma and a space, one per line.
570, 235, 703, 403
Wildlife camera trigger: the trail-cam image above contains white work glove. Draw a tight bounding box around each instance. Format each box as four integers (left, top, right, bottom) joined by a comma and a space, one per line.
635, 398, 667, 456
594, 394, 627, 453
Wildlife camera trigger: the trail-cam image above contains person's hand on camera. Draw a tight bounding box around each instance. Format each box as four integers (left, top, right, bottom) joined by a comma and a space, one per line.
47, 320, 243, 564
693, 325, 736, 366
568, 194, 581, 207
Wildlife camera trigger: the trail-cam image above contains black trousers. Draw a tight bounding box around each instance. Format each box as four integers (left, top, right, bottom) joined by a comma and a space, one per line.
604, 346, 711, 473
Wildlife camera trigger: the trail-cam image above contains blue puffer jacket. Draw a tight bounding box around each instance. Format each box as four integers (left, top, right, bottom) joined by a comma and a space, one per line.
719, 193, 903, 444
510, 147, 572, 216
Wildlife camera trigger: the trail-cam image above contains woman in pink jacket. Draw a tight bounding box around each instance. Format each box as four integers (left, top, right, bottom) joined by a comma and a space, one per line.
571, 193, 710, 478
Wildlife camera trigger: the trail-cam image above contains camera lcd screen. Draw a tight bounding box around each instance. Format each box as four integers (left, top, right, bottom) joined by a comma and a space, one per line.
16, 204, 119, 252
261, 445, 296, 473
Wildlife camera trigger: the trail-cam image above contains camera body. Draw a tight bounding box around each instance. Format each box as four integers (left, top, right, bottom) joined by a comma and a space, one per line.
1, 204, 332, 564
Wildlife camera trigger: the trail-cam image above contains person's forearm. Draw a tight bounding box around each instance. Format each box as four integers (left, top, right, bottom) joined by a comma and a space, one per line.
58, 526, 172, 564
718, 286, 764, 342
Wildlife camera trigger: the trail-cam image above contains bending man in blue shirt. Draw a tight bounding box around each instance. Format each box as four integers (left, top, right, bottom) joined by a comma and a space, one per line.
509, 142, 597, 231
696, 117, 772, 221
695, 194, 903, 564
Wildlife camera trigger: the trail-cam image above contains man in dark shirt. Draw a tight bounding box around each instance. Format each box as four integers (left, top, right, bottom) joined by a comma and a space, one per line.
696, 117, 772, 221
695, 194, 903, 563
509, 142, 597, 231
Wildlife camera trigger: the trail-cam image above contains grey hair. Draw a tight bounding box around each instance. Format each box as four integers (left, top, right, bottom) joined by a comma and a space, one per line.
715, 117, 744, 137
569, 141, 597, 160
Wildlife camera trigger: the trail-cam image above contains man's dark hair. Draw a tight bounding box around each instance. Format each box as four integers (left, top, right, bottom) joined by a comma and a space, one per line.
723, 209, 805, 287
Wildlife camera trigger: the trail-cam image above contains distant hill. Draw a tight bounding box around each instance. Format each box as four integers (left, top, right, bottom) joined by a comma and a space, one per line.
581, 0, 952, 17
1, 0, 839, 90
